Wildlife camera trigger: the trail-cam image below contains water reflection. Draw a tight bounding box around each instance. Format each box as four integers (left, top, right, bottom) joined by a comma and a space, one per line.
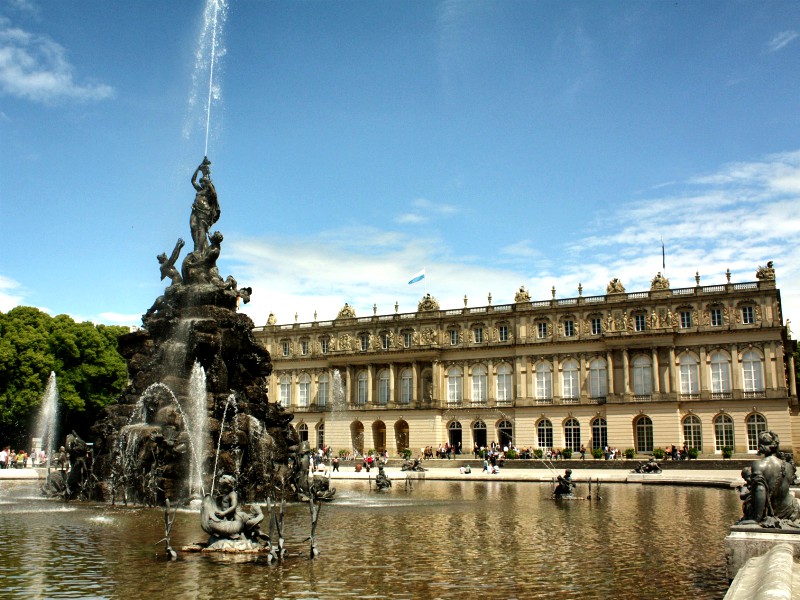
0, 480, 739, 599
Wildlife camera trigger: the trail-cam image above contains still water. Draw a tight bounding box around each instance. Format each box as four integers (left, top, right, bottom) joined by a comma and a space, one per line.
0, 479, 739, 599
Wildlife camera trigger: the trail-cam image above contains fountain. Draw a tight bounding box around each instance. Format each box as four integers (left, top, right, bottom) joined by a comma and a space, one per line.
89, 154, 299, 506
33, 371, 58, 480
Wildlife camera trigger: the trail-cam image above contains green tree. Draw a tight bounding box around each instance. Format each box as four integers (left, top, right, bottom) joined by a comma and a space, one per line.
0, 307, 128, 447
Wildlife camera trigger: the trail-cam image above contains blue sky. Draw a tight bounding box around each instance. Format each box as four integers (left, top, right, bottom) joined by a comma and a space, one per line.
2, 0, 800, 328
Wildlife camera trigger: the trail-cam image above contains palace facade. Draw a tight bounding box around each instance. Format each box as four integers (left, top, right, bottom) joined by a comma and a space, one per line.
252, 264, 798, 457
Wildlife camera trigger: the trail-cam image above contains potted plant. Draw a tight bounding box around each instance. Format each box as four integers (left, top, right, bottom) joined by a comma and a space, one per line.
401, 448, 412, 460
562, 448, 573, 459
505, 448, 518, 459
624, 448, 635, 459
533, 448, 543, 459
688, 448, 699, 460
591, 448, 603, 460
652, 448, 666, 460
721, 446, 733, 459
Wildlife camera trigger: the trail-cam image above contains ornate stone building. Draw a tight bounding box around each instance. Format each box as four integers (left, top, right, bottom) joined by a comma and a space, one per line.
253, 264, 798, 457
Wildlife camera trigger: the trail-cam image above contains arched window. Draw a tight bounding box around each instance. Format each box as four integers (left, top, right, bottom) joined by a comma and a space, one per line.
472, 420, 487, 447
634, 415, 653, 453
537, 418, 553, 449
714, 414, 734, 452
448, 421, 462, 450
297, 422, 309, 443
632, 356, 652, 395
496, 363, 513, 404
447, 367, 463, 405
377, 369, 390, 405
317, 373, 329, 407
591, 417, 607, 450
399, 368, 413, 404
316, 423, 325, 449
679, 354, 699, 397
589, 358, 607, 399
472, 365, 487, 404
709, 351, 731, 397
298, 373, 311, 407
746, 413, 767, 452
682, 415, 702, 451
742, 351, 764, 394
561, 359, 580, 401
535, 362, 552, 401
498, 420, 513, 447
564, 418, 581, 451
357, 371, 368, 405
279, 374, 291, 407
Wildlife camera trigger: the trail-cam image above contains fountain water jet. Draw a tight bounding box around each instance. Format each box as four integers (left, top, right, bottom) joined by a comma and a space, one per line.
33, 372, 59, 483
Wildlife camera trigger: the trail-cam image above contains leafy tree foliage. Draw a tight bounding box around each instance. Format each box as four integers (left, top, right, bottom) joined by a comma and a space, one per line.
0, 307, 128, 447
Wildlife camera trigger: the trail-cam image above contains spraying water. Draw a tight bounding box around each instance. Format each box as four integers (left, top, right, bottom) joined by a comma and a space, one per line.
185, 0, 228, 156
34, 372, 59, 480
187, 362, 209, 498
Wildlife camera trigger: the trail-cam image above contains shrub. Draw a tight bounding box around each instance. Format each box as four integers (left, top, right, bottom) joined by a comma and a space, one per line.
591, 448, 603, 459
722, 446, 733, 459
624, 448, 635, 459
401, 448, 413, 460
562, 448, 573, 459
506, 449, 518, 459
533, 448, 544, 459
652, 448, 666, 460
338, 448, 348, 458
688, 448, 699, 460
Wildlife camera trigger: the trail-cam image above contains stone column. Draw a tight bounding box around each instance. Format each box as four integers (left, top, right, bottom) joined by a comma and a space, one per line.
731, 344, 741, 391
651, 348, 660, 393
389, 364, 396, 404
789, 354, 797, 397
623, 350, 631, 394
606, 351, 615, 396
463, 361, 471, 404
487, 359, 495, 403
367, 365, 374, 405
412, 361, 420, 404
552, 354, 560, 399
698, 347, 707, 393
579, 354, 587, 398
668, 347, 676, 394
290, 370, 298, 409
345, 366, 354, 405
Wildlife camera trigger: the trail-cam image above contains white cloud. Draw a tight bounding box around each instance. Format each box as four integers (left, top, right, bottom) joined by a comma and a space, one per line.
394, 197, 458, 225
768, 30, 799, 53
0, 18, 114, 103
96, 312, 142, 327
0, 275, 25, 313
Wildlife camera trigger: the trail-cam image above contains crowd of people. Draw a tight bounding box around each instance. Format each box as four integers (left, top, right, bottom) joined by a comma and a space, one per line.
0, 446, 47, 469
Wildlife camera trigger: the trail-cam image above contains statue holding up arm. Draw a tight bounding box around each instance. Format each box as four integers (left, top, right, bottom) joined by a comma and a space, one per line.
158, 238, 184, 285
190, 157, 220, 254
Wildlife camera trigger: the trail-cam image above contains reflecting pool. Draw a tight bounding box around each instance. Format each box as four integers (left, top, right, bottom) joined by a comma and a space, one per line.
0, 479, 739, 599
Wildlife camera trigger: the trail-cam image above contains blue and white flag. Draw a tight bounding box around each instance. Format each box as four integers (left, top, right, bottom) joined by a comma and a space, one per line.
408, 269, 426, 285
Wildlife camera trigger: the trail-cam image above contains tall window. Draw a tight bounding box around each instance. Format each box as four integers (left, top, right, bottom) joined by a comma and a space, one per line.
498, 420, 513, 447
591, 417, 608, 450
447, 367, 463, 405
537, 322, 548, 339
317, 373, 329, 407
680, 310, 693, 329
563, 320, 575, 337
537, 418, 553, 449
714, 414, 734, 452
564, 418, 581, 451
357, 371, 368, 405
473, 327, 483, 343
634, 313, 646, 332
450, 330, 459, 345
589, 358, 607, 398
635, 415, 654, 453
561, 359, 579, 400
682, 415, 702, 450
279, 375, 291, 407
400, 369, 413, 404
317, 423, 325, 449
741, 306, 755, 324
298, 373, 310, 407
360, 334, 369, 351
679, 354, 699, 396
281, 341, 290, 357
300, 340, 309, 355
496, 364, 512, 403
742, 351, 764, 393
499, 325, 509, 342
710, 307, 723, 327
381, 333, 390, 350
403, 332, 413, 348
377, 369, 390, 405
709, 352, 731, 397
320, 338, 329, 354
746, 413, 767, 452
471, 365, 487, 404
591, 318, 602, 335
632, 356, 652, 395
535, 362, 552, 401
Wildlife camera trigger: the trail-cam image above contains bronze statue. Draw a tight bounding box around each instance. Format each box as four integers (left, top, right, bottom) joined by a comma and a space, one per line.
190, 157, 220, 254
200, 474, 266, 546
553, 469, 576, 498
375, 464, 392, 490
158, 238, 184, 285
738, 431, 800, 528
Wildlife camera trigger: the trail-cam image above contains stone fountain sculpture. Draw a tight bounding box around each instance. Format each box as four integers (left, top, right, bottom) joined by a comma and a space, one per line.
90, 158, 300, 505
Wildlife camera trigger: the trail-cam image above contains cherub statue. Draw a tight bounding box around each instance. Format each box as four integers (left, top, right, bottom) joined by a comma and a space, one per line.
158, 238, 184, 286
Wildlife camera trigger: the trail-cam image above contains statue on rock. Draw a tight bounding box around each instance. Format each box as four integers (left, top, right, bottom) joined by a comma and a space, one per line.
190, 157, 220, 254
199, 474, 269, 551
737, 431, 800, 528
553, 469, 576, 498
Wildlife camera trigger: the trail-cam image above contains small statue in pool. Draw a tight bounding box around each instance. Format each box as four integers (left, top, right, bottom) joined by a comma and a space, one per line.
632, 457, 662, 474
553, 469, 576, 498
737, 431, 800, 528
201, 474, 267, 548
375, 464, 392, 490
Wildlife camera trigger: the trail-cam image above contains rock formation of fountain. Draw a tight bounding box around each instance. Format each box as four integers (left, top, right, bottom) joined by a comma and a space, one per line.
90, 157, 297, 505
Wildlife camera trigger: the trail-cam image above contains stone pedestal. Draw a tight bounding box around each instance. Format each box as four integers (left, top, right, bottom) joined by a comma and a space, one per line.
725, 526, 800, 580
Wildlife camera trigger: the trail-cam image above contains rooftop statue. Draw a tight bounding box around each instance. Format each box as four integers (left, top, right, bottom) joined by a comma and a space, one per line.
737, 431, 800, 528
337, 303, 356, 319
756, 260, 776, 281
417, 293, 440, 312
650, 271, 670, 291
606, 278, 625, 294
514, 286, 531, 303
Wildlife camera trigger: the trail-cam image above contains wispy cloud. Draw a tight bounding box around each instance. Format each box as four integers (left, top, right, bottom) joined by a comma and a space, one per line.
0, 17, 114, 103
768, 30, 799, 53
394, 197, 458, 225
0, 275, 25, 313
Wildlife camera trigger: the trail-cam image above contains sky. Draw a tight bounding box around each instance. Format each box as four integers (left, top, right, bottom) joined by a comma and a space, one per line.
2, 0, 800, 329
